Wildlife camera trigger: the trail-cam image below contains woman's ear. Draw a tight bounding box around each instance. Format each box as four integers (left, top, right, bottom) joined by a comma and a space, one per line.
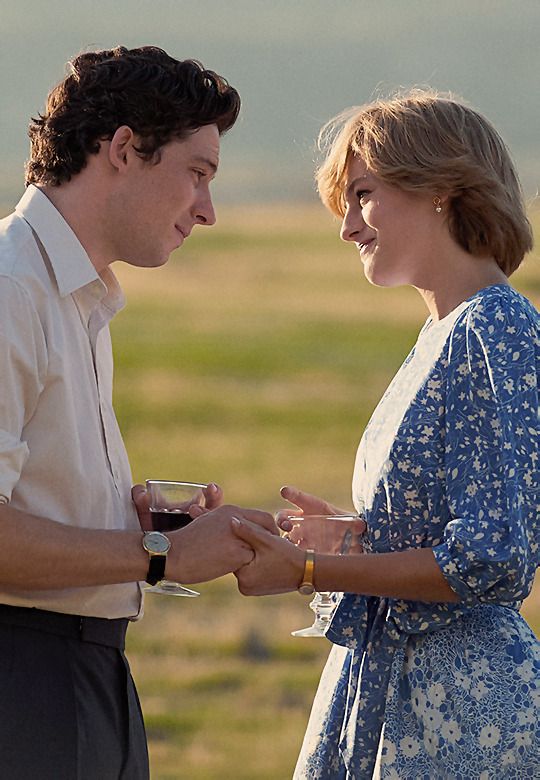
433, 192, 451, 205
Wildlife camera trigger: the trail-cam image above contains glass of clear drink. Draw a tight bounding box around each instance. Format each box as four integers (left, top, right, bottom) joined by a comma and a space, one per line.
285, 514, 365, 637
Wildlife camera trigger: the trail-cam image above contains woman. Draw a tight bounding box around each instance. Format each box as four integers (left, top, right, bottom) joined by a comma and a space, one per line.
233, 90, 539, 778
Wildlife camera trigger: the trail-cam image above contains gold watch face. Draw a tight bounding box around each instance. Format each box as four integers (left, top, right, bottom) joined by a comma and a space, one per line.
143, 531, 170, 554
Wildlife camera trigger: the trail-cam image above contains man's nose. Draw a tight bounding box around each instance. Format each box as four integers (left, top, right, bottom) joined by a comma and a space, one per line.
195, 191, 216, 226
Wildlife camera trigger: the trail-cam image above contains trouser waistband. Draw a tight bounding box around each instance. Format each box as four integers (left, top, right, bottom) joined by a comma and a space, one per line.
0, 603, 129, 650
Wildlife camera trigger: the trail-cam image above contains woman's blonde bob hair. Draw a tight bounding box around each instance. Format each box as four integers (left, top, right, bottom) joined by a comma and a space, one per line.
316, 89, 533, 275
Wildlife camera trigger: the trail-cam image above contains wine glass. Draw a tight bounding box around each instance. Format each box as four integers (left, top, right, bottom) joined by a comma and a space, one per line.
284, 514, 364, 637
144, 480, 208, 597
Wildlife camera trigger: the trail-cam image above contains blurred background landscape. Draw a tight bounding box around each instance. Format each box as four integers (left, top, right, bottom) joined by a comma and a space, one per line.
1, 0, 540, 206
1, 2, 539, 778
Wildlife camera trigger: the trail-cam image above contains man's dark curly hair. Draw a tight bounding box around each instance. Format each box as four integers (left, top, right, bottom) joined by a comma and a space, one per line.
25, 45, 241, 186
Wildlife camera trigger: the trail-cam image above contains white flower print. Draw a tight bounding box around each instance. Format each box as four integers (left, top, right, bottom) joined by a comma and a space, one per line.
501, 748, 516, 766
517, 660, 536, 682
475, 658, 491, 675
399, 735, 421, 758
440, 719, 461, 744
427, 682, 446, 707
381, 739, 396, 764
471, 680, 489, 700
454, 670, 472, 692
410, 686, 427, 714
479, 724, 501, 748
423, 707, 444, 731
503, 378, 514, 393
517, 707, 535, 726
515, 731, 532, 748
423, 730, 439, 758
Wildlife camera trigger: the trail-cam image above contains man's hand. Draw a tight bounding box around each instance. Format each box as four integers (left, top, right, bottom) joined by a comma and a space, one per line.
132, 484, 152, 530
167, 505, 276, 585
186, 482, 224, 518
232, 516, 305, 596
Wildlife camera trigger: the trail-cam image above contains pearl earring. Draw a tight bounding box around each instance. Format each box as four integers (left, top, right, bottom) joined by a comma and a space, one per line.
434, 196, 442, 214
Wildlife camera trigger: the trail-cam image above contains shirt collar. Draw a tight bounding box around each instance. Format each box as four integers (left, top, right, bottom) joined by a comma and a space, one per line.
15, 185, 104, 298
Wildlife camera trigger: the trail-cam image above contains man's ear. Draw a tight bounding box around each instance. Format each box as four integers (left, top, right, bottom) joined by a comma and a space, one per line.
108, 125, 136, 171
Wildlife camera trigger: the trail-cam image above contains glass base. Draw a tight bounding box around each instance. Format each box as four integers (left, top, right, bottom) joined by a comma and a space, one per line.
144, 580, 200, 597
292, 591, 334, 637
291, 615, 331, 637
291, 623, 327, 637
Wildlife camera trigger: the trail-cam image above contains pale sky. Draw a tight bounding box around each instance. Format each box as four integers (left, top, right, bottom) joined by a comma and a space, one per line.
1, 0, 538, 205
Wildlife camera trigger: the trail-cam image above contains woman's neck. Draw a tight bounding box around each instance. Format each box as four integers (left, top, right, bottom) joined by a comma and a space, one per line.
414, 254, 509, 321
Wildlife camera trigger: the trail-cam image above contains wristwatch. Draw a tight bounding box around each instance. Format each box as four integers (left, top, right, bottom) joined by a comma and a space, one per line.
142, 531, 171, 586
298, 549, 316, 595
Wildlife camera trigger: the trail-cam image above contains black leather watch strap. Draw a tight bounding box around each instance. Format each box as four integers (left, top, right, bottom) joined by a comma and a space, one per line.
146, 554, 166, 586
142, 531, 170, 586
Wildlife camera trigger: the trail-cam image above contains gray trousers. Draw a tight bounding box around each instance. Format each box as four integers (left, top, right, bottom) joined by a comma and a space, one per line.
0, 605, 149, 780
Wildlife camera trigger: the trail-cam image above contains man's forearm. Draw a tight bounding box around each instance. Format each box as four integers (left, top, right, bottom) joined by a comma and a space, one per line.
0, 504, 147, 589
0, 502, 273, 591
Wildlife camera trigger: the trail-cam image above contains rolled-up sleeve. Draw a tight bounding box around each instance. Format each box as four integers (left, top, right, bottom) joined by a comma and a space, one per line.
0, 275, 46, 501
433, 297, 539, 606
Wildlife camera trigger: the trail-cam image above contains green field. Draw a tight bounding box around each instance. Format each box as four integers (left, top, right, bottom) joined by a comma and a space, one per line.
112, 204, 540, 780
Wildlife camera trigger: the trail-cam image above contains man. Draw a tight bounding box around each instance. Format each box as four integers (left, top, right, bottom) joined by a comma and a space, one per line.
0, 45, 274, 779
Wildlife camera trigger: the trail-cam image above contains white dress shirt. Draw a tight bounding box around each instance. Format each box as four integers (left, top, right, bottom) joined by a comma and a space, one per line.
0, 185, 142, 618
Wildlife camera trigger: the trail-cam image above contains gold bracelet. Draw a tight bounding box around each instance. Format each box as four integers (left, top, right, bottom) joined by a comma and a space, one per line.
298, 549, 316, 595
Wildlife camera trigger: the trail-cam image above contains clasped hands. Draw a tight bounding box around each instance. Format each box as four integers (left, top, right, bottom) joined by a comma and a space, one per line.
132, 482, 365, 595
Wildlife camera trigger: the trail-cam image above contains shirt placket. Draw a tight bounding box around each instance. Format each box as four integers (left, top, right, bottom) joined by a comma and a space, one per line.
87, 303, 124, 500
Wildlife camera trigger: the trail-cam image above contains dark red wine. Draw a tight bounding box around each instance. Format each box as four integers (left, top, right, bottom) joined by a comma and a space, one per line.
150, 509, 193, 532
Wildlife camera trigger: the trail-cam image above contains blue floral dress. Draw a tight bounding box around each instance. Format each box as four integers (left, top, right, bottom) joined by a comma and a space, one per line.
294, 285, 539, 779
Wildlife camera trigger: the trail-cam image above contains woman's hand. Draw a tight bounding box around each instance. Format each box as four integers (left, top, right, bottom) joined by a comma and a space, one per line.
284, 515, 366, 554
232, 516, 305, 595
167, 505, 276, 585
277, 486, 367, 551
276, 485, 353, 531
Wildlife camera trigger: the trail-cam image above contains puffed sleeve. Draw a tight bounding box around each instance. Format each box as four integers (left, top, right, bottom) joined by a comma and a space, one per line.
0, 275, 47, 501
433, 291, 539, 606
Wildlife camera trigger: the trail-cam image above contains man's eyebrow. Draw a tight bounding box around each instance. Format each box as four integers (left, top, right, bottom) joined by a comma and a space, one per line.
191, 155, 218, 174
